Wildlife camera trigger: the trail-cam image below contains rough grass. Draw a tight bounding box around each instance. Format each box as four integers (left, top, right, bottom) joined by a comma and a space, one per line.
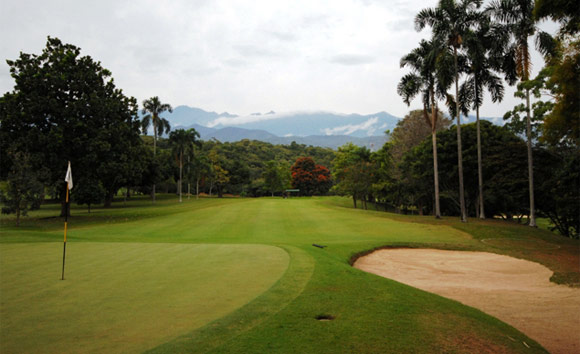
2, 195, 574, 353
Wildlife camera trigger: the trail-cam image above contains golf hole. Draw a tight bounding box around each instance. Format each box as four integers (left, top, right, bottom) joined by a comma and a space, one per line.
315, 314, 335, 321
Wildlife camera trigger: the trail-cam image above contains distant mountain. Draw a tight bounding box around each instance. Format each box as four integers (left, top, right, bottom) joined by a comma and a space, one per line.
184, 124, 388, 150
157, 105, 500, 150
162, 106, 399, 138
206, 111, 400, 138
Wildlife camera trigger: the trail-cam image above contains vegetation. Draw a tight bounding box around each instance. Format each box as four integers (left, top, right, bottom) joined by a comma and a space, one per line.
398, 40, 453, 218
0, 37, 145, 214
487, 0, 556, 227
141, 96, 173, 202
2, 196, 577, 353
392, 0, 578, 237
415, 0, 484, 222
0, 2, 578, 350
0, 151, 43, 225
290, 157, 332, 196
169, 128, 201, 202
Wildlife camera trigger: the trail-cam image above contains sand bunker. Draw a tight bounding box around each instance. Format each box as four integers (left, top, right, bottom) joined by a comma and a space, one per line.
354, 249, 580, 354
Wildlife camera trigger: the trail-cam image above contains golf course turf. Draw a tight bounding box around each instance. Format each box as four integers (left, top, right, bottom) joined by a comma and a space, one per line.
1, 196, 578, 353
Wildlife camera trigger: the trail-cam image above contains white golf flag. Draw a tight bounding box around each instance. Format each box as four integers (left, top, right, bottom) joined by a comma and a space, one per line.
65, 161, 73, 190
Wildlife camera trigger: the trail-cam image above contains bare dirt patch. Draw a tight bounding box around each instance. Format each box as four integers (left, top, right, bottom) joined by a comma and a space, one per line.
354, 249, 580, 354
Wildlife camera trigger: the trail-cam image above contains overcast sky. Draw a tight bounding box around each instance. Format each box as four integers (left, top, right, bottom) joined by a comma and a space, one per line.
0, 0, 557, 118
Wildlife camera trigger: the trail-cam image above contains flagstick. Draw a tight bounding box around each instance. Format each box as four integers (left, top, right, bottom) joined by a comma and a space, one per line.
61, 184, 68, 280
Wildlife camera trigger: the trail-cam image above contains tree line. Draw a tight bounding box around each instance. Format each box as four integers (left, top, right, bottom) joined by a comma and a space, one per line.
0, 37, 335, 223
1, 3, 578, 240
332, 0, 578, 237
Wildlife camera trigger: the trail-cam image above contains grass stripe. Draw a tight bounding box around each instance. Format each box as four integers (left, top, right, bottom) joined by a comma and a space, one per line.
145, 245, 315, 354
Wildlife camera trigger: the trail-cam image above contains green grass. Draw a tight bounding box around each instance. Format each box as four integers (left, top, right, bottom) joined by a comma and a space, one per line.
2, 195, 577, 353
0, 242, 289, 354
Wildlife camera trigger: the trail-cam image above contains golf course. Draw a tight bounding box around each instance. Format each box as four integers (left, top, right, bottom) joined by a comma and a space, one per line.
1, 196, 578, 353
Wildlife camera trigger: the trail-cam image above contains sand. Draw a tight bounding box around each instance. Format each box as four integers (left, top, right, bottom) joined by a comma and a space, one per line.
354, 249, 580, 354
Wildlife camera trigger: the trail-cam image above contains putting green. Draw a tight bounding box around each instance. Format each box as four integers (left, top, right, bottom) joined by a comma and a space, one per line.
0, 242, 289, 354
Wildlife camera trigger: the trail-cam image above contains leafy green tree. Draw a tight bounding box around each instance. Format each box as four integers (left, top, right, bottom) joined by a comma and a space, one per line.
487, 0, 555, 227
416, 0, 483, 222
278, 161, 292, 192
188, 151, 210, 199
333, 143, 374, 209
0, 151, 44, 226
538, 37, 580, 147
74, 179, 106, 213
0, 37, 143, 214
535, 150, 579, 238
141, 96, 172, 202
208, 149, 230, 197
169, 128, 201, 202
263, 160, 284, 196
369, 143, 395, 211
503, 69, 553, 140
534, 0, 580, 37
402, 121, 531, 218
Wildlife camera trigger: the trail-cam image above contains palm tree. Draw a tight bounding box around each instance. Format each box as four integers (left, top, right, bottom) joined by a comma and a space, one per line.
141, 96, 172, 202
398, 39, 450, 218
487, 0, 554, 227
169, 128, 201, 202
416, 0, 482, 222
458, 16, 510, 219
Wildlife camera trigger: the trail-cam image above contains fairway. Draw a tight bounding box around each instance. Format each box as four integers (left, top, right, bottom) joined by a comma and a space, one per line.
0, 242, 289, 354
1, 196, 577, 353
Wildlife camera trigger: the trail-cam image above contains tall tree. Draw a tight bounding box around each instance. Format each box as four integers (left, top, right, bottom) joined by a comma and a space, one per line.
398, 39, 452, 218
533, 3, 579, 148
0, 151, 43, 226
458, 16, 510, 219
188, 150, 210, 199
208, 148, 230, 198
534, 0, 580, 37
263, 161, 284, 197
416, 0, 483, 222
333, 144, 374, 209
290, 157, 332, 196
169, 128, 201, 202
1, 37, 143, 214
487, 0, 555, 227
141, 96, 172, 202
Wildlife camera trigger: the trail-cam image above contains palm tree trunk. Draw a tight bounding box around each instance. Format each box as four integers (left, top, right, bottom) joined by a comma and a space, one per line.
187, 156, 191, 199
454, 47, 467, 222
152, 126, 157, 203
431, 101, 441, 219
476, 104, 485, 219
525, 89, 536, 227
179, 151, 183, 203
196, 177, 200, 199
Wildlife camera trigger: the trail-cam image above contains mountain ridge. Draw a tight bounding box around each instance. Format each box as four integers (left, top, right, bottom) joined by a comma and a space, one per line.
155, 105, 501, 150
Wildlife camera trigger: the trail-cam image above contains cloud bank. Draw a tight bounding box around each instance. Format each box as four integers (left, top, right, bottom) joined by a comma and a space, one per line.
322, 117, 380, 136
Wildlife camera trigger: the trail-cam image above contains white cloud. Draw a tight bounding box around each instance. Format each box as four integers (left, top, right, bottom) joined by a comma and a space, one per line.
207, 110, 326, 127
322, 117, 379, 136
0, 0, 558, 118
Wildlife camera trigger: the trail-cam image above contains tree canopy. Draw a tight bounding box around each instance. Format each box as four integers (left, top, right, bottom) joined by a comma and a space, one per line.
0, 37, 145, 212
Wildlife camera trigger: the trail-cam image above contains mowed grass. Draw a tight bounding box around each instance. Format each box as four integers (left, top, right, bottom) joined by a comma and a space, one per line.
0, 242, 289, 354
2, 195, 577, 353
